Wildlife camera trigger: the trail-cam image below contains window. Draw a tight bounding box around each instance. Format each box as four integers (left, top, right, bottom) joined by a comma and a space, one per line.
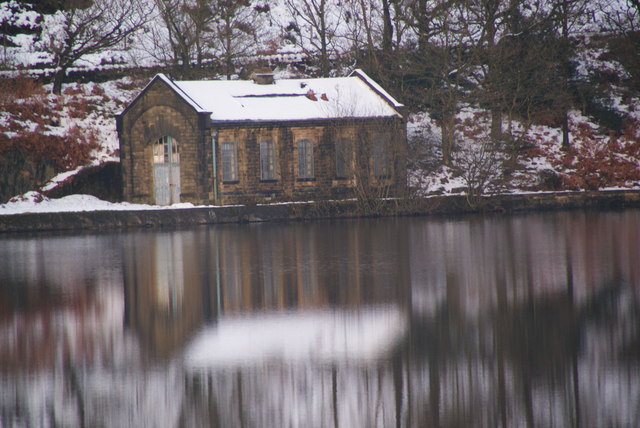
221, 142, 238, 182
153, 136, 179, 164
372, 136, 390, 178
335, 138, 352, 179
259, 140, 276, 181
297, 139, 314, 179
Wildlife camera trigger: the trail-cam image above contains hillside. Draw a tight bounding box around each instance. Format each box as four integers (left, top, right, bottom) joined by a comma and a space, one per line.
1, 0, 639, 208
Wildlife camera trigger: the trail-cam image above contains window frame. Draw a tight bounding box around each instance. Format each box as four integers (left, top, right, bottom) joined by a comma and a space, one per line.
372, 136, 390, 179
153, 135, 179, 164
297, 139, 315, 180
334, 137, 352, 179
220, 141, 239, 183
259, 140, 277, 181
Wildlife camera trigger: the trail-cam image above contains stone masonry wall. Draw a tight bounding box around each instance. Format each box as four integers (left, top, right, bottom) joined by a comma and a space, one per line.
2, 190, 640, 234
118, 78, 406, 206
118, 79, 211, 205
215, 117, 406, 205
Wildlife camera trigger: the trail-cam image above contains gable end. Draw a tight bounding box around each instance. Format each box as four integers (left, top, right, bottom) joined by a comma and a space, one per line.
118, 74, 212, 118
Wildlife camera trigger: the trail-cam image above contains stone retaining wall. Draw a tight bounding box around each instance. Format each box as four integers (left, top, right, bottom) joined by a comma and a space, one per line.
1, 190, 639, 234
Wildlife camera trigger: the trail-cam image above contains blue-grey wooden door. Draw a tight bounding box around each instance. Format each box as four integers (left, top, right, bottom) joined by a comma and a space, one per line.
153, 136, 180, 205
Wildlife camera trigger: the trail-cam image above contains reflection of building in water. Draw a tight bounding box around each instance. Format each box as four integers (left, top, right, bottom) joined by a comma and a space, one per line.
217, 221, 410, 313
153, 234, 184, 314
174, 220, 413, 427
122, 231, 216, 358
122, 221, 411, 358
115, 221, 412, 427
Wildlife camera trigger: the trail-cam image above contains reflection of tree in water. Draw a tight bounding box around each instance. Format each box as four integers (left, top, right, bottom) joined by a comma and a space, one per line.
407, 281, 640, 428
2, 212, 640, 427
408, 302, 486, 428
181, 360, 410, 428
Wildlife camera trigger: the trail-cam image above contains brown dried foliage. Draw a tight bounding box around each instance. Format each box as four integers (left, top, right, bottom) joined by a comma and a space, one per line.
0, 76, 101, 200
557, 121, 640, 190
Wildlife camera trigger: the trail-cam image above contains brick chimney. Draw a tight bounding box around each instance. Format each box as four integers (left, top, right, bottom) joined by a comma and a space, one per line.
251, 67, 275, 85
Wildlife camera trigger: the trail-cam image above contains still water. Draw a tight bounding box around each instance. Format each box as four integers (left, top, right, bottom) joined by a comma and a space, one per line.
1, 210, 639, 427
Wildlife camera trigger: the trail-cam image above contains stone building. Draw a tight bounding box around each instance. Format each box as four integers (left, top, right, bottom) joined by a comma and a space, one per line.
116, 70, 407, 206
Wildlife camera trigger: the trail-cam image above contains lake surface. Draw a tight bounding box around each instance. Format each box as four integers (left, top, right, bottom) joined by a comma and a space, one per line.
1, 210, 639, 427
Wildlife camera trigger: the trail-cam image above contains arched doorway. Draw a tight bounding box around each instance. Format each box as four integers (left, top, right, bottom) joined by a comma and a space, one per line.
153, 136, 181, 205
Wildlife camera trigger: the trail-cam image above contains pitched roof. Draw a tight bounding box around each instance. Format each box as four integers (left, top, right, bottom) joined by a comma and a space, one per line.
155, 69, 403, 124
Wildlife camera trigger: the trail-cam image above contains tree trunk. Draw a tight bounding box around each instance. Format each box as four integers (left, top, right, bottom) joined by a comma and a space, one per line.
319, 0, 329, 77
225, 16, 233, 79
560, 0, 571, 150
226, 53, 233, 79
562, 112, 570, 150
381, 0, 393, 55
491, 108, 502, 140
52, 68, 66, 94
441, 115, 455, 167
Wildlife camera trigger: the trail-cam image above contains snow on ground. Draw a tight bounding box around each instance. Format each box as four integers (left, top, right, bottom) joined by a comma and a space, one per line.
0, 192, 199, 215
407, 101, 640, 196
62, 77, 143, 161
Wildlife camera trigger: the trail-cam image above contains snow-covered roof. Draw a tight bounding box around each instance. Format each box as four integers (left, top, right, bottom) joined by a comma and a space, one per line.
151, 69, 403, 124
156, 73, 209, 114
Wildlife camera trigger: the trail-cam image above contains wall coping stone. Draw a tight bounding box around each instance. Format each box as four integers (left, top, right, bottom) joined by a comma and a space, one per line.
1, 190, 639, 234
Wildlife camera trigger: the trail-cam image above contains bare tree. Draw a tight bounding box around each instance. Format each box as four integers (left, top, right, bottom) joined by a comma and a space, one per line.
460, 0, 520, 140
38, 0, 152, 94
599, 0, 640, 32
321, 90, 407, 212
341, 0, 380, 56
409, 2, 468, 166
152, 0, 209, 71
453, 139, 503, 205
282, 0, 345, 76
206, 0, 264, 79
594, 0, 640, 91
146, 0, 266, 78
456, 0, 584, 156
402, 0, 457, 52
340, 0, 413, 89
548, 0, 592, 149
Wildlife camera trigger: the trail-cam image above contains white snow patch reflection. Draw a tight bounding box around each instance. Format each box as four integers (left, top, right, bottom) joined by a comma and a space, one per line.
185, 306, 406, 368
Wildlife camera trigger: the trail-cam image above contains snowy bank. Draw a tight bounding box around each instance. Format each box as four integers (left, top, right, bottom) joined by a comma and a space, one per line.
1, 191, 640, 234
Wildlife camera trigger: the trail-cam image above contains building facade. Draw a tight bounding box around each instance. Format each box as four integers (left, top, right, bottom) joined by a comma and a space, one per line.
116, 70, 407, 205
